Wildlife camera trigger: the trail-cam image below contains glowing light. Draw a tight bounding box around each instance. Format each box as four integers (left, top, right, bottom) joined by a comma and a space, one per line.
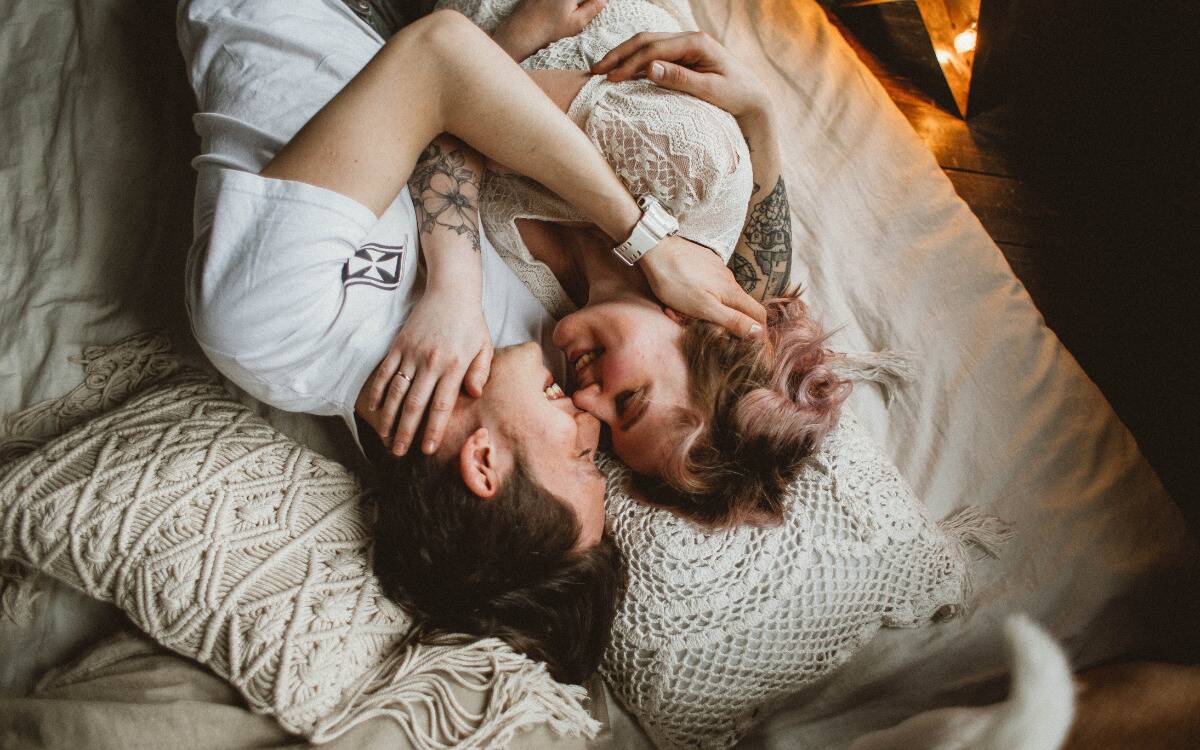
954, 25, 978, 55
935, 48, 952, 65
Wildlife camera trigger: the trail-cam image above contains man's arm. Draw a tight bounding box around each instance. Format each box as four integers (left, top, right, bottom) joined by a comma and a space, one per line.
409, 136, 483, 255
260, 10, 763, 335
356, 134, 492, 457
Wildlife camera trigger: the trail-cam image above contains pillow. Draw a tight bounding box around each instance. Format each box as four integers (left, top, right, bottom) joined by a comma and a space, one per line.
0, 367, 595, 747
599, 410, 1006, 749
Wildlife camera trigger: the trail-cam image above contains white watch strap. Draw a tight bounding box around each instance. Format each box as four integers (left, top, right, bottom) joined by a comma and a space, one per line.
613, 196, 679, 266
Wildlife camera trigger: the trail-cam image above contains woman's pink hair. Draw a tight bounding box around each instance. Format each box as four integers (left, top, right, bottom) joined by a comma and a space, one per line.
636, 294, 850, 527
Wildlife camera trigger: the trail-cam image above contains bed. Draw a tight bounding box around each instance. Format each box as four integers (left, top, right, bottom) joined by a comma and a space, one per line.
1, 0, 1196, 747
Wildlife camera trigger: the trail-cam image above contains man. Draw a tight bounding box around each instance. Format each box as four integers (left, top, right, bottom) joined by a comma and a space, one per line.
177, 0, 760, 681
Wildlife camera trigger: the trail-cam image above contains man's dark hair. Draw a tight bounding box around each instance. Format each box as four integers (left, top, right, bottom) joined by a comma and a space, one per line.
368, 444, 622, 685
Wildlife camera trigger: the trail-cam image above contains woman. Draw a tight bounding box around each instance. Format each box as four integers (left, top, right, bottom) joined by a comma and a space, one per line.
361, 2, 850, 526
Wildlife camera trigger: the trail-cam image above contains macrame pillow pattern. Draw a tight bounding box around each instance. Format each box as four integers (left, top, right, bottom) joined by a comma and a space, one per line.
598, 411, 1006, 750
0, 368, 595, 747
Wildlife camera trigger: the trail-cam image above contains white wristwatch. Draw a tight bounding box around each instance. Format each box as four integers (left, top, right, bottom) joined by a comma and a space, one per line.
612, 195, 679, 266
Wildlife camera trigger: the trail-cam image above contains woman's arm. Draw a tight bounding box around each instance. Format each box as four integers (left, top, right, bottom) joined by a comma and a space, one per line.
729, 110, 793, 299
491, 0, 608, 62
262, 11, 764, 335
592, 31, 796, 300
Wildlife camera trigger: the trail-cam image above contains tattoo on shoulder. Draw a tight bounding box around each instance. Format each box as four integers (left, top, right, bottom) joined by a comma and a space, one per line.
742, 176, 792, 296
408, 141, 481, 253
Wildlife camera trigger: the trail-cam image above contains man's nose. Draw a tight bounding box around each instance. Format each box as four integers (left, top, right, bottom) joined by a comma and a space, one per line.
571, 383, 614, 423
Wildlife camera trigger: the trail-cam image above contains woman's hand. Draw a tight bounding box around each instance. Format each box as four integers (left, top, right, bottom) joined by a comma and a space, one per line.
355, 290, 493, 457
492, 0, 608, 61
591, 31, 769, 122
640, 235, 766, 337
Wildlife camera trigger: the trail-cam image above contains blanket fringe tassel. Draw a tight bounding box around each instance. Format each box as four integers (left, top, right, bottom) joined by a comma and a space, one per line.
834, 350, 916, 405
938, 505, 1015, 609
309, 640, 599, 748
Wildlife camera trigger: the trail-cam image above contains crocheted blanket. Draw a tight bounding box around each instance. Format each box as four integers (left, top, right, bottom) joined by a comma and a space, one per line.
0, 335, 595, 748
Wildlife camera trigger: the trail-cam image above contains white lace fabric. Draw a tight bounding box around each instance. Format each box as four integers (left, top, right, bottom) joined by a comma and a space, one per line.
598, 411, 982, 749
438, 0, 753, 315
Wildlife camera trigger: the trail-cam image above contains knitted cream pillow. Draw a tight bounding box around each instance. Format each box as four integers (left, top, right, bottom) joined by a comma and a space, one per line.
0, 368, 595, 747
599, 411, 1007, 750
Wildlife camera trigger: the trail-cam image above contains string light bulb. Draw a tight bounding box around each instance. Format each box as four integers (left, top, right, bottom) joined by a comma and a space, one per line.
954, 23, 978, 55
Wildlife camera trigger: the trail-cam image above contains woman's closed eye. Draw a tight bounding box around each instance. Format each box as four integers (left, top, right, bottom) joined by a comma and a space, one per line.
617, 388, 649, 431
616, 390, 634, 417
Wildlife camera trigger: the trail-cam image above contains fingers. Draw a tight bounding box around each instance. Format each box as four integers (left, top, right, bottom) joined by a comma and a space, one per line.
464, 345, 493, 398
694, 276, 768, 338
361, 347, 403, 414
590, 31, 675, 75
712, 303, 765, 339
391, 365, 440, 456
420, 371, 465, 455
645, 60, 718, 103
376, 358, 415, 444
598, 33, 714, 82
725, 282, 768, 326
574, 0, 607, 29
717, 284, 768, 337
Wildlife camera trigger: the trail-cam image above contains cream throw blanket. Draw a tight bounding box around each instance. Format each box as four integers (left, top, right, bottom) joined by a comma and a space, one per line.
0, 335, 595, 749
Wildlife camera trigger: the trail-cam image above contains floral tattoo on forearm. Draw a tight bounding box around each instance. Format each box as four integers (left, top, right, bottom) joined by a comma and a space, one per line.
741, 176, 793, 297
408, 140, 481, 253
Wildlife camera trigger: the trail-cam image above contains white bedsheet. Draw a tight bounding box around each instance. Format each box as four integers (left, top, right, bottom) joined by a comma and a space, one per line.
1, 0, 1196, 747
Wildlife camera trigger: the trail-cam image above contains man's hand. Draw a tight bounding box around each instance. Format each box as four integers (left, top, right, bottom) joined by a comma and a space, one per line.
492, 0, 608, 61
355, 290, 492, 457
591, 31, 770, 122
640, 235, 767, 337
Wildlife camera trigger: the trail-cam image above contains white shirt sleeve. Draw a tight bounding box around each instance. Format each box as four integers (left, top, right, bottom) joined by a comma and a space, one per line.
189, 168, 393, 418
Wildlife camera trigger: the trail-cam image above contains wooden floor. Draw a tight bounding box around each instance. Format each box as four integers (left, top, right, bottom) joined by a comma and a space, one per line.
826, 3, 1200, 527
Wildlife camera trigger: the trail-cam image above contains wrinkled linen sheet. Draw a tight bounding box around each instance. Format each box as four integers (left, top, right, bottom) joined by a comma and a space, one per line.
0, 0, 1196, 748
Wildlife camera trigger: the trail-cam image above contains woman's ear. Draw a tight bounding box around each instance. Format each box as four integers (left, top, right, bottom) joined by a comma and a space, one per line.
663, 307, 691, 325
458, 427, 500, 499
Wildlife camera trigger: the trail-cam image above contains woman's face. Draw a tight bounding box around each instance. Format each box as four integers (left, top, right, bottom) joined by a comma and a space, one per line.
553, 295, 691, 476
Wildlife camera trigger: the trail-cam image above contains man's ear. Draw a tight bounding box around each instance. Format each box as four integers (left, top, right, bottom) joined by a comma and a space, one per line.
663, 307, 691, 326
458, 427, 500, 500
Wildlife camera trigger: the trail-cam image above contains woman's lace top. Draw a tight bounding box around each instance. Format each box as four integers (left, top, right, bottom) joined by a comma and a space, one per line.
597, 411, 987, 749
437, 0, 753, 314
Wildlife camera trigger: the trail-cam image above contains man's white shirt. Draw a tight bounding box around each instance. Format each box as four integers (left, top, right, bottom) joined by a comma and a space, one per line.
178, 0, 561, 438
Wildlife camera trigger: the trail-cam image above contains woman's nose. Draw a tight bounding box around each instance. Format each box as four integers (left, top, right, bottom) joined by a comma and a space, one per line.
574, 409, 601, 451
571, 383, 614, 423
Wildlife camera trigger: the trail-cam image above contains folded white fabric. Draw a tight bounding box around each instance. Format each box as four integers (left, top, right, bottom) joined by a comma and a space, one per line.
0, 356, 595, 748
849, 615, 1075, 750
599, 411, 1007, 749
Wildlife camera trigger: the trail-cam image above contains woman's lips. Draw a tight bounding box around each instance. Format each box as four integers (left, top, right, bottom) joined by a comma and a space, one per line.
572, 350, 601, 390
573, 350, 599, 372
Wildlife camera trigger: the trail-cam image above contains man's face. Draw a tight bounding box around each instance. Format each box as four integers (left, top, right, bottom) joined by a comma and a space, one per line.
476, 342, 607, 547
